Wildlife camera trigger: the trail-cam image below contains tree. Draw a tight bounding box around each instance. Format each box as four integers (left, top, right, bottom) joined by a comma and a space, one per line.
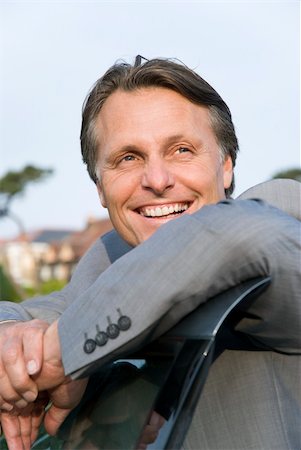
0, 165, 53, 233
0, 265, 23, 301
271, 167, 301, 182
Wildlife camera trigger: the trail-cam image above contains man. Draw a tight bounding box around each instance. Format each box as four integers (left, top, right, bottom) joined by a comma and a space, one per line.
0, 57, 300, 449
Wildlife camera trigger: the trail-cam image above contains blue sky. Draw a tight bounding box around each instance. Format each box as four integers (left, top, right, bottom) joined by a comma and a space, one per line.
0, 1, 300, 239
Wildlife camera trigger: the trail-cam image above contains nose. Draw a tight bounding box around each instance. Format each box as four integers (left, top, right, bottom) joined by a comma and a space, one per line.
141, 158, 175, 195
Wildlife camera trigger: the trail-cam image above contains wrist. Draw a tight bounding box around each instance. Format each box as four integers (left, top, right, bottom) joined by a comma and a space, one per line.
44, 320, 62, 363
36, 320, 65, 390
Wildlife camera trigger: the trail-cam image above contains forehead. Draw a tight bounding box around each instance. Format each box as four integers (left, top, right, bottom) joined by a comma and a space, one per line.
95, 87, 215, 148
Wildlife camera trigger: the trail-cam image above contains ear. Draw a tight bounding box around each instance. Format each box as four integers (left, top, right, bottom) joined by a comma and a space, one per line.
223, 155, 233, 190
96, 181, 107, 209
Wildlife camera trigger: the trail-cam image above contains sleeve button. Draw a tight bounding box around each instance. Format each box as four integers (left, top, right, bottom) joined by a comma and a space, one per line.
83, 338, 96, 354
118, 315, 131, 331
95, 330, 108, 346
107, 323, 120, 339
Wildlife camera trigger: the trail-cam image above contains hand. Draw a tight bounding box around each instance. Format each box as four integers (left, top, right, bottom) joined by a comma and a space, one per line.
1, 378, 88, 448
0, 392, 48, 450
0, 320, 49, 410
33, 320, 66, 392
136, 411, 165, 449
44, 377, 88, 436
0, 319, 87, 448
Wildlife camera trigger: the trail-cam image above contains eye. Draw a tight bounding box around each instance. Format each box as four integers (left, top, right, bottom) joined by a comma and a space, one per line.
121, 154, 137, 162
175, 147, 191, 154
114, 150, 143, 168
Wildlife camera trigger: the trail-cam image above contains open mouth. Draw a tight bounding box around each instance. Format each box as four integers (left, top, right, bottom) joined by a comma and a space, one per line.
137, 203, 190, 218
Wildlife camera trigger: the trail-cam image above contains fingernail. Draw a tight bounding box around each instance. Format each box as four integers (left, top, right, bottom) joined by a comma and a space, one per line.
27, 360, 38, 374
23, 391, 37, 402
15, 398, 28, 409
1, 402, 14, 412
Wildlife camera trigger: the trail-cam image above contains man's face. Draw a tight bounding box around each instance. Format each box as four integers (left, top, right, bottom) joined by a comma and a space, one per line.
95, 87, 233, 246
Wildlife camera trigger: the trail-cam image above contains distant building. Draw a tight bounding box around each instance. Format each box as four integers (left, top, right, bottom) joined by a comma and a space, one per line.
0, 217, 113, 288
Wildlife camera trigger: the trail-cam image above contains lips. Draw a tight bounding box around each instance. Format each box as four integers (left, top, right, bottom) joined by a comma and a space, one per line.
138, 203, 189, 218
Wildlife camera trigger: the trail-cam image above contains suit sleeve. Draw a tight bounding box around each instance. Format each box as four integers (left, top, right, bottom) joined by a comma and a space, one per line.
0, 238, 113, 323
58, 199, 301, 378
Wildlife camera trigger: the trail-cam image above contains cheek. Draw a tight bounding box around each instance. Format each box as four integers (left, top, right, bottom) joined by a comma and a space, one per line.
99, 172, 138, 210
180, 160, 226, 199
183, 161, 221, 187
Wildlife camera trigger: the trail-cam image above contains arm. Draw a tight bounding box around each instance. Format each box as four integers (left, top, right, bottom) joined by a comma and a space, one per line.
52, 199, 300, 379
0, 236, 129, 409
0, 236, 126, 448
3, 197, 299, 446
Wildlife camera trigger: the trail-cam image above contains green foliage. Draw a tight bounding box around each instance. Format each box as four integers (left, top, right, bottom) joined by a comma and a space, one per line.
0, 273, 66, 303
272, 167, 301, 182
0, 435, 8, 450
0, 265, 23, 301
0, 165, 53, 221
24, 279, 67, 297
38, 279, 67, 295
0, 165, 53, 197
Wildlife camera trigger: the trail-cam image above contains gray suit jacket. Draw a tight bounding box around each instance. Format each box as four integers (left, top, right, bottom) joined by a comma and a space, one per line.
1, 179, 300, 449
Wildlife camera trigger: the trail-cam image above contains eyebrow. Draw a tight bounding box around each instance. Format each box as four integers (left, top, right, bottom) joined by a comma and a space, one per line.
162, 134, 189, 146
112, 135, 190, 155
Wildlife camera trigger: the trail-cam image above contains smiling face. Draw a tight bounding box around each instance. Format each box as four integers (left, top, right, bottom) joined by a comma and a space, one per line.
95, 87, 233, 246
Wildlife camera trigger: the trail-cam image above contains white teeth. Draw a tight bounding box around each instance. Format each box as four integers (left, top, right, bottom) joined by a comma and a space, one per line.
140, 203, 189, 217
155, 207, 163, 216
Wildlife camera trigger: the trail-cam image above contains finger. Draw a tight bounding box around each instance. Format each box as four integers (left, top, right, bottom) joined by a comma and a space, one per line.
0, 411, 24, 450
149, 411, 165, 427
23, 322, 48, 376
1, 402, 44, 450
1, 401, 46, 450
30, 396, 48, 444
139, 424, 159, 443
44, 404, 72, 436
18, 406, 36, 450
0, 382, 35, 410
2, 337, 38, 402
44, 379, 87, 436
137, 411, 165, 448
30, 412, 44, 445
0, 373, 25, 408
136, 444, 147, 450
0, 401, 14, 412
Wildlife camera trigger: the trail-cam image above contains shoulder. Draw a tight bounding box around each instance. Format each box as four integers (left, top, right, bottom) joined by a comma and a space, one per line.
236, 179, 301, 221
101, 230, 133, 263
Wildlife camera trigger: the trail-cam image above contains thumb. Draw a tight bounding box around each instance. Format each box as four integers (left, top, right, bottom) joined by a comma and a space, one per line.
43, 404, 72, 436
